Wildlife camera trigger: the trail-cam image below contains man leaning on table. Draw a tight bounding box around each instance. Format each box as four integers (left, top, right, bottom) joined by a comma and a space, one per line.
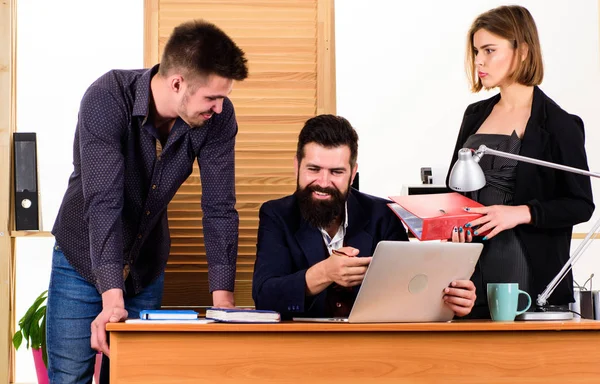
252, 115, 477, 319
47, 20, 248, 383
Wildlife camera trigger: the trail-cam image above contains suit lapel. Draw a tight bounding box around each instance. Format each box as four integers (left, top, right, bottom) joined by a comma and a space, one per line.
344, 191, 373, 257
344, 191, 373, 295
519, 86, 549, 159
295, 219, 327, 267
462, 94, 500, 140
461, 112, 485, 140
514, 86, 550, 203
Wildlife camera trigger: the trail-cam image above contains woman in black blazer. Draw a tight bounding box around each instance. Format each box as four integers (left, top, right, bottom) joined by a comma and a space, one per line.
447, 5, 594, 318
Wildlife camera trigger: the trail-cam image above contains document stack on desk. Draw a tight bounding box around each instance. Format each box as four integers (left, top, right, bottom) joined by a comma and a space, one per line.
206, 308, 281, 323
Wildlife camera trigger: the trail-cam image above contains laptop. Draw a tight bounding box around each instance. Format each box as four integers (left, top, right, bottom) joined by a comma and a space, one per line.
293, 241, 483, 323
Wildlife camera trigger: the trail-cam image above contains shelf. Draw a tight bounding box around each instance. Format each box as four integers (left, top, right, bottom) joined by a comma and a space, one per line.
9, 231, 53, 238
572, 233, 599, 240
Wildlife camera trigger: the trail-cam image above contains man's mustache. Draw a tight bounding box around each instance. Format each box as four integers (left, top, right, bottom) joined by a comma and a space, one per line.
307, 184, 338, 195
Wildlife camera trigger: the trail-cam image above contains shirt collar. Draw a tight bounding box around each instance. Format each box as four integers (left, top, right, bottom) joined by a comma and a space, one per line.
132, 64, 160, 120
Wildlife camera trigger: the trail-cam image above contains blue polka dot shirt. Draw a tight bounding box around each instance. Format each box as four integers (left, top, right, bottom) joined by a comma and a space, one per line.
52, 65, 239, 295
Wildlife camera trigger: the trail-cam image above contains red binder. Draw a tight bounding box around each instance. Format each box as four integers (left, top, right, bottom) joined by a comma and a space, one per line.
388, 192, 486, 241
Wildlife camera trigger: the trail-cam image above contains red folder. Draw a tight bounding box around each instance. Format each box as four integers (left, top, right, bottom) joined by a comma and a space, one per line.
388, 192, 486, 241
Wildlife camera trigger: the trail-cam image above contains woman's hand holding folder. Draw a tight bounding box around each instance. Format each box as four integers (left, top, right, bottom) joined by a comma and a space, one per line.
462, 205, 532, 241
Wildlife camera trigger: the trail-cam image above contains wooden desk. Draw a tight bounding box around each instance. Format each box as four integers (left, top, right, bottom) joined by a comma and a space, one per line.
107, 320, 600, 383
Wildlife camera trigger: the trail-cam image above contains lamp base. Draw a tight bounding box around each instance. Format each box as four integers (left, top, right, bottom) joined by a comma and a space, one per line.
516, 311, 573, 321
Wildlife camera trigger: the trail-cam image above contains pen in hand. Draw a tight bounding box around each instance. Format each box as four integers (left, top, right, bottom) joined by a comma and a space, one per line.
332, 249, 354, 257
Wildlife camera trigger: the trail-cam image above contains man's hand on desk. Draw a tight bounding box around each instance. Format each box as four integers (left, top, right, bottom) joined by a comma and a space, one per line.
443, 280, 476, 317
212, 290, 235, 308
91, 288, 128, 357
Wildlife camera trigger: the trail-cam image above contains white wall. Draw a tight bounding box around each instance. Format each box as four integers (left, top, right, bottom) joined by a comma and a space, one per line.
336, 1, 600, 295
15, 1, 143, 382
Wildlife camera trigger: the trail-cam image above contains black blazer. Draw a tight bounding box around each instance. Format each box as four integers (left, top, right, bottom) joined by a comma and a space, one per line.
252, 189, 408, 318
446, 86, 595, 305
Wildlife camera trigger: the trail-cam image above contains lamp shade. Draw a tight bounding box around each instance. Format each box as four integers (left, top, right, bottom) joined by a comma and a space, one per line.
448, 148, 486, 192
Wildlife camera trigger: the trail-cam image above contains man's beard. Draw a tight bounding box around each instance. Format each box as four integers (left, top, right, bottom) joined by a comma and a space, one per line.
178, 93, 210, 128
295, 180, 351, 229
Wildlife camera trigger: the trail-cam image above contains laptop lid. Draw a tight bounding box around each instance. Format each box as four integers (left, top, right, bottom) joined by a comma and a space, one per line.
348, 241, 482, 323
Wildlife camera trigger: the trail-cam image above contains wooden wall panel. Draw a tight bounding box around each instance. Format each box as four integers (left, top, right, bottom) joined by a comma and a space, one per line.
0, 0, 16, 381
145, 0, 335, 307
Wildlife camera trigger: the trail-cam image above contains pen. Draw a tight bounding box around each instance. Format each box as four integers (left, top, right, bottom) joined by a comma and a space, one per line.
332, 249, 351, 257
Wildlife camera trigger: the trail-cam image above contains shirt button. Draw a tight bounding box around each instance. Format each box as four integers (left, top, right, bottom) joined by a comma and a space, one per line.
138, 234, 142, 239
336, 302, 342, 308
152, 185, 157, 190
146, 210, 150, 215
157, 156, 161, 161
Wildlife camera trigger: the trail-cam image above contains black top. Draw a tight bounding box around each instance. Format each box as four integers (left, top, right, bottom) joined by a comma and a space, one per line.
446, 86, 595, 306
463, 132, 531, 318
52, 65, 239, 295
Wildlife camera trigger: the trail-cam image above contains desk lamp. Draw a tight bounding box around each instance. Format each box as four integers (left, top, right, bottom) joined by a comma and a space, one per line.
448, 145, 600, 320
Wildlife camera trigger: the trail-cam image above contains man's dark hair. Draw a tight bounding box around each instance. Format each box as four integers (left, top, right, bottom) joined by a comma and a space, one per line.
296, 115, 359, 167
159, 19, 248, 81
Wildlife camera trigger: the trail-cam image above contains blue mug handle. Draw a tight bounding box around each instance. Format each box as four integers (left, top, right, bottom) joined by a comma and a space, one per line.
516, 290, 532, 315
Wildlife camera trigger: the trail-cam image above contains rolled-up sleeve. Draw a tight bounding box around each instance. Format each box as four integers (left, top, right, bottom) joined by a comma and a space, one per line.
78, 86, 128, 293
198, 99, 239, 292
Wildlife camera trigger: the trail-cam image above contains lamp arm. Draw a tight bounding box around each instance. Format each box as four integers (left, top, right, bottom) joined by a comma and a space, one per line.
477, 145, 600, 179
476, 145, 600, 307
536, 217, 600, 306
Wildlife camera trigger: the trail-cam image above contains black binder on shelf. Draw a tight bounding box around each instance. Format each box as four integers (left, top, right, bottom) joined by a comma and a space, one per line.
13, 132, 39, 230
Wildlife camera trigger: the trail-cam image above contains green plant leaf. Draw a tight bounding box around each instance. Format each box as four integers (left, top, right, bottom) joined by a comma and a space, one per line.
12, 331, 23, 350
18, 291, 47, 326
29, 327, 40, 350
41, 314, 48, 368
17, 291, 47, 350
29, 322, 39, 350
28, 306, 46, 349
23, 325, 30, 350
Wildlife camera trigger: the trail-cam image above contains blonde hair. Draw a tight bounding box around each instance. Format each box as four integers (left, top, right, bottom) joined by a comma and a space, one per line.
466, 5, 544, 92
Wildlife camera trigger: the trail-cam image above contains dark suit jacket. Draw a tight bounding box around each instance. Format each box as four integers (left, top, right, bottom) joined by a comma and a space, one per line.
446, 86, 595, 305
252, 189, 408, 318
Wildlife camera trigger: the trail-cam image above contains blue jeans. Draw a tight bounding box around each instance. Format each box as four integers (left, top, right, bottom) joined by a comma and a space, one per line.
46, 245, 164, 383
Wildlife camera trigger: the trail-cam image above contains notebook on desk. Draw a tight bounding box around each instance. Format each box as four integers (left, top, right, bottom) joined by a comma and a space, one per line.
293, 241, 482, 323
206, 308, 281, 323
